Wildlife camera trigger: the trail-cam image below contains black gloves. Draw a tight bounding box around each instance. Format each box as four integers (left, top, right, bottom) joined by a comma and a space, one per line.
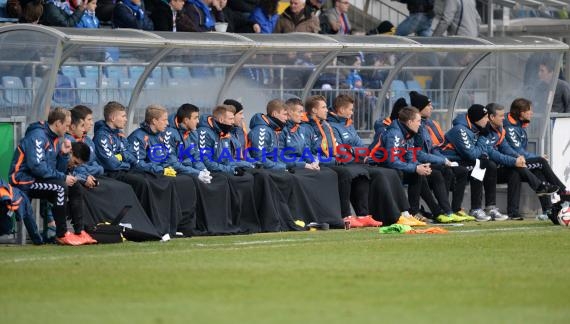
479, 155, 489, 169
234, 166, 246, 176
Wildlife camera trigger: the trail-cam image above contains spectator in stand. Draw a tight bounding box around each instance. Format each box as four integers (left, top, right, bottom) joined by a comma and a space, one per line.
112, 0, 154, 30
249, 0, 279, 34
307, 0, 325, 17
178, 0, 224, 32
394, 0, 434, 36
537, 59, 570, 113
151, 0, 185, 31
77, 0, 100, 28
227, 0, 256, 20
274, 0, 320, 33
41, 0, 86, 27
19, 0, 44, 23
217, 0, 242, 32
432, 0, 480, 37
366, 20, 396, 35
95, 0, 114, 22
221, 0, 253, 32
6, 0, 22, 19
322, 0, 351, 35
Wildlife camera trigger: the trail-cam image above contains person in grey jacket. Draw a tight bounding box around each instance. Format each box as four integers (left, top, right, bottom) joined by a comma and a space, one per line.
538, 59, 570, 113
432, 0, 480, 37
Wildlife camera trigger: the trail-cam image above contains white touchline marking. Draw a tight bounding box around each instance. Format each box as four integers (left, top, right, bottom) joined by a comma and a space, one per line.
0, 238, 316, 264
191, 238, 314, 247
452, 226, 558, 233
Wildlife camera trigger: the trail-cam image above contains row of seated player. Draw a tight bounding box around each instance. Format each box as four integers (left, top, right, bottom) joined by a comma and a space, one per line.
6, 95, 569, 245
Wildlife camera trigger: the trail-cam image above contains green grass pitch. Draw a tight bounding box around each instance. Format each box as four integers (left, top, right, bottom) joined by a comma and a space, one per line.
1, 221, 569, 324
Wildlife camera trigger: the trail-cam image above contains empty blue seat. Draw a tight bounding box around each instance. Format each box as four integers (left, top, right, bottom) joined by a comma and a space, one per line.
24, 77, 42, 90
169, 66, 190, 79
75, 77, 98, 105
53, 74, 77, 106
119, 78, 136, 103
106, 66, 129, 79
406, 80, 423, 93
2, 76, 30, 105
390, 80, 409, 104
83, 65, 100, 79
61, 65, 82, 79
166, 78, 182, 87
129, 66, 145, 79
151, 67, 163, 80
100, 78, 120, 103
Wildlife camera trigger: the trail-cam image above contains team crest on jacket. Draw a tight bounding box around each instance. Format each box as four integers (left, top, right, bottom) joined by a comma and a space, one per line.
393, 135, 401, 147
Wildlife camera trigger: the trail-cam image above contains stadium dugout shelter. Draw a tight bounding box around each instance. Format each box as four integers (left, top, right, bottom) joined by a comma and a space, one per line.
1, 25, 569, 242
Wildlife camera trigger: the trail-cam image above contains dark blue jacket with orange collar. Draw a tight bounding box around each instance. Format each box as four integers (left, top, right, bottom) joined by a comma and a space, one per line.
166, 114, 205, 175
66, 133, 104, 181
503, 113, 539, 159
127, 122, 169, 174
196, 114, 253, 174
9, 121, 69, 189
441, 113, 487, 162
231, 121, 249, 151
369, 116, 392, 151
371, 119, 419, 173
93, 120, 136, 172
303, 114, 337, 165
327, 112, 367, 164
478, 124, 518, 167
279, 120, 315, 168
248, 113, 287, 170
415, 118, 447, 165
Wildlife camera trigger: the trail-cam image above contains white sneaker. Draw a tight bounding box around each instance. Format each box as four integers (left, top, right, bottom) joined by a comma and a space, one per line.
487, 207, 508, 221
470, 209, 491, 222
536, 214, 549, 221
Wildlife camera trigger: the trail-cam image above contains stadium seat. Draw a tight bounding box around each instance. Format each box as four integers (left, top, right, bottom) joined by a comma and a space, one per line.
82, 64, 100, 80
106, 66, 129, 79
100, 78, 120, 103
24, 77, 42, 90
151, 67, 163, 81
52, 74, 77, 106
406, 80, 423, 93
75, 77, 98, 105
129, 66, 145, 79
61, 65, 82, 79
119, 78, 136, 103
2, 76, 30, 105
390, 80, 409, 103
140, 79, 160, 104
169, 66, 191, 79
144, 78, 159, 89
